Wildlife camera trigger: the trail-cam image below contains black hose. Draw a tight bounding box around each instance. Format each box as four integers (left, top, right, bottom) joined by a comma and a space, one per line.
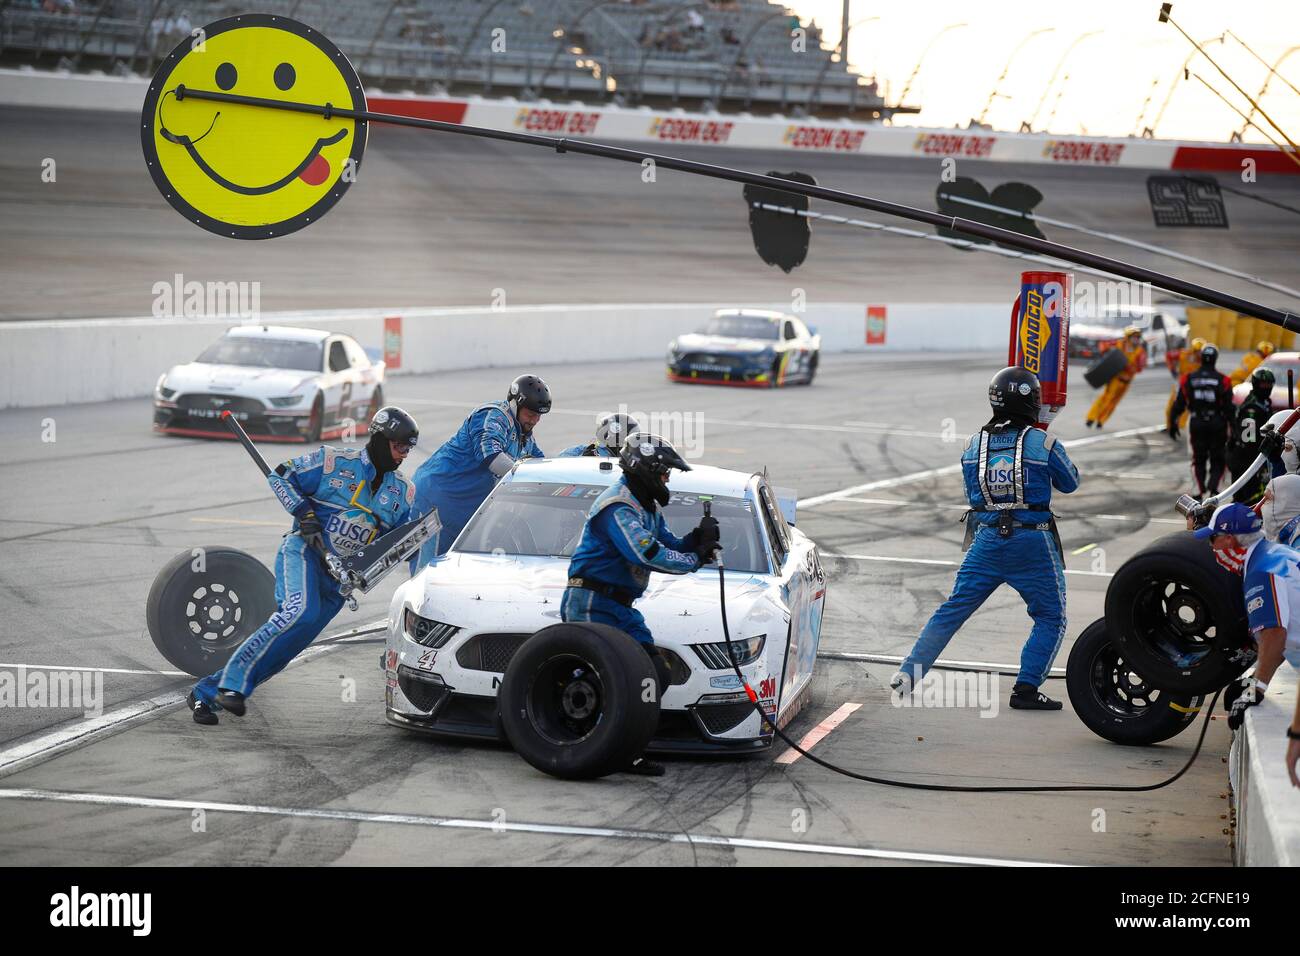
714, 560, 1224, 793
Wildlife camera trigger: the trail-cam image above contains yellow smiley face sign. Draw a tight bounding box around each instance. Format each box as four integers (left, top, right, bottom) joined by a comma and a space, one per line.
141, 15, 366, 239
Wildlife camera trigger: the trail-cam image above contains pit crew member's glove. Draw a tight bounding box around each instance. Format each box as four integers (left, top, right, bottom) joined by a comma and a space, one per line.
695, 515, 720, 547
1168, 422, 1181, 441
298, 510, 326, 553
1226, 676, 1266, 731
1258, 423, 1284, 461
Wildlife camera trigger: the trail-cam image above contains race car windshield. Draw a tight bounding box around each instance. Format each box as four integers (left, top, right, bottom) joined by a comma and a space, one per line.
454, 482, 771, 573
196, 337, 324, 371
702, 315, 780, 340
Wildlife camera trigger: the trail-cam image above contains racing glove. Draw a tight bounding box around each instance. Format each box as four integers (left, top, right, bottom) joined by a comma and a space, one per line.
1257, 423, 1284, 461
695, 515, 721, 548
1168, 422, 1181, 441
298, 510, 326, 554
1226, 676, 1266, 731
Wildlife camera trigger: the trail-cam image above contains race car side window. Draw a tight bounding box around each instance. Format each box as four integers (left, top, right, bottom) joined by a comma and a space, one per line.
327, 340, 349, 372
757, 483, 788, 567
783, 321, 797, 341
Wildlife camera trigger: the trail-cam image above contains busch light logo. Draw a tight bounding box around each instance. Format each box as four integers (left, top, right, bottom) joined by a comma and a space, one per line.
326, 508, 378, 557
985, 452, 1017, 498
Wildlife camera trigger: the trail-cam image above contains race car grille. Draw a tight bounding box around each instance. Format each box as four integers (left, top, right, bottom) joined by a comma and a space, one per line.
456, 632, 532, 673
397, 665, 449, 714
176, 394, 266, 417
680, 353, 746, 371
694, 701, 755, 736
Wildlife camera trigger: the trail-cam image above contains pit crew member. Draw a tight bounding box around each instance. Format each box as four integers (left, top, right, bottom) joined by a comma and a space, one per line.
893, 367, 1080, 710
1229, 340, 1276, 386
1229, 368, 1277, 503
188, 407, 419, 724
412, 374, 550, 567
562, 433, 719, 774
557, 412, 639, 458
1170, 344, 1234, 499
1165, 336, 1204, 433
1196, 503, 1300, 731
1085, 326, 1146, 428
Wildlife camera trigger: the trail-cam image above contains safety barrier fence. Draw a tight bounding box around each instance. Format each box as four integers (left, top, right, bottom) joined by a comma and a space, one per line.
2, 67, 1295, 172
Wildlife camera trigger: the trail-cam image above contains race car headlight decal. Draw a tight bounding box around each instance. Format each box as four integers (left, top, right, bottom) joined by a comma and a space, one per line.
268, 395, 305, 407
403, 608, 460, 648
691, 634, 765, 669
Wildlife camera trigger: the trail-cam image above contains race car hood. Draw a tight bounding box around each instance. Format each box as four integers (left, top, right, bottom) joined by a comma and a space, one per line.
409, 552, 785, 645
672, 333, 775, 355
161, 362, 317, 398
1069, 323, 1125, 341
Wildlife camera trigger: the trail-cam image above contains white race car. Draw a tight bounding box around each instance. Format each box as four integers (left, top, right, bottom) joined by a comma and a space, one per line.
153, 325, 385, 442
383, 457, 827, 754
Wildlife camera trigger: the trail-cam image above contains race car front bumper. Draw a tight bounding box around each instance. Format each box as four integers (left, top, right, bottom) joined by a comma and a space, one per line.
154, 396, 317, 441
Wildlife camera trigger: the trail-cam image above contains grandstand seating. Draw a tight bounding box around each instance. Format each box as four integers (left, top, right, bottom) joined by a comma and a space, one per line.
0, 0, 891, 118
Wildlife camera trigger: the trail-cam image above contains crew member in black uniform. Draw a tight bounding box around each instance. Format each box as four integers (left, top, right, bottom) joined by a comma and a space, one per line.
1169, 344, 1235, 500
1229, 367, 1277, 503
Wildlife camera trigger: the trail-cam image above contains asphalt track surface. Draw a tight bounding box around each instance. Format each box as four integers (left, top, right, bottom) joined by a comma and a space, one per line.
2, 104, 1300, 320
0, 355, 1238, 866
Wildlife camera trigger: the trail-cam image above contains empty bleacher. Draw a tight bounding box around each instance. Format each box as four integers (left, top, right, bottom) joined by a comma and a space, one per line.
0, 0, 892, 118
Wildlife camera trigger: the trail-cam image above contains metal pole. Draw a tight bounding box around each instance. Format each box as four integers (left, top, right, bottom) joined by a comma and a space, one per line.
897, 22, 967, 105
1234, 44, 1300, 142
170, 84, 1300, 331
1022, 30, 1100, 132
806, 15, 878, 115
977, 27, 1054, 126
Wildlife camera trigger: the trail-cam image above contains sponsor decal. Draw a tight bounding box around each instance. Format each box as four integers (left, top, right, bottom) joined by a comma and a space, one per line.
325, 508, 379, 556
373, 409, 389, 425
384, 315, 403, 370
913, 132, 995, 158
267, 590, 305, 631
1247, 596, 1264, 613
710, 675, 743, 689
1019, 289, 1047, 375
271, 480, 298, 512
985, 452, 1018, 498
1042, 139, 1125, 165
379, 494, 390, 505
385, 649, 399, 671
782, 125, 865, 151
647, 116, 734, 144
417, 649, 437, 671
513, 107, 600, 134
328, 478, 344, 489
758, 676, 777, 699
338, 469, 355, 479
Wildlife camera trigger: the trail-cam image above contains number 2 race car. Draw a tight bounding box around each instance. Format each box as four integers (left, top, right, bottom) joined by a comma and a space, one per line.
383, 457, 827, 770
153, 325, 386, 442
666, 308, 820, 387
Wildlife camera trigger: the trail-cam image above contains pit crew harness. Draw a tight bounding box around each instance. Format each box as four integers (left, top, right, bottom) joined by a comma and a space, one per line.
960, 426, 1063, 559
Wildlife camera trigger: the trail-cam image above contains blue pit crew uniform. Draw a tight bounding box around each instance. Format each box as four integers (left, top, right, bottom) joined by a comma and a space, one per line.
557, 443, 615, 458
1242, 539, 1300, 669
412, 401, 543, 566
192, 446, 415, 709
562, 478, 702, 644
899, 423, 1080, 688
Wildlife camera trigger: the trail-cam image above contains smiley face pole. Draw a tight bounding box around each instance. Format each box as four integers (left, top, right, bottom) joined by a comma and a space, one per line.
141, 14, 366, 239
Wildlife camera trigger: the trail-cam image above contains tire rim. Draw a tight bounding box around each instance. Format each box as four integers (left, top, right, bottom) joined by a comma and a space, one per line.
524, 654, 605, 746
183, 580, 248, 648
1088, 641, 1165, 719
1130, 575, 1216, 670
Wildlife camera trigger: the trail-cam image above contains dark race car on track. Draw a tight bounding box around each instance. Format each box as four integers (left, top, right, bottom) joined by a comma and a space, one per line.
153, 325, 386, 442
667, 309, 820, 387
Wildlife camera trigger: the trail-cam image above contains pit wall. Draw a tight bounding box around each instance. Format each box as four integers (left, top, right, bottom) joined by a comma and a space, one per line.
2, 67, 1295, 173
0, 301, 1009, 409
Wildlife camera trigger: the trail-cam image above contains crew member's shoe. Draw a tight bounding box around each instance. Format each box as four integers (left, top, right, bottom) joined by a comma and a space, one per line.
188, 691, 218, 726
1094, 420, 1104, 429
624, 756, 665, 777
215, 689, 247, 717
1009, 682, 1062, 710
1084, 419, 1094, 428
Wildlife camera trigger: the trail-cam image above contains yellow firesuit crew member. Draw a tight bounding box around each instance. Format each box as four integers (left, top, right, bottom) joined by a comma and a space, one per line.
1230, 341, 1276, 386
1166, 336, 1205, 432
1086, 328, 1147, 428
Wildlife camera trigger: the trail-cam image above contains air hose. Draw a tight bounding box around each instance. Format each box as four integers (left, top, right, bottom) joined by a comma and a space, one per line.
712, 553, 1224, 794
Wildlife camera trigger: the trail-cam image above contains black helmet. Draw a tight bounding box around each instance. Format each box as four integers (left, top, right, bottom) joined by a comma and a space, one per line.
619, 433, 692, 479
507, 374, 552, 415
367, 406, 419, 447
1200, 344, 1219, 370
988, 366, 1041, 422
1251, 367, 1276, 395
596, 412, 640, 452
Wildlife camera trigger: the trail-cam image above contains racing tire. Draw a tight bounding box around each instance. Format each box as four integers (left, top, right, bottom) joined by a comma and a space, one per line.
498, 622, 661, 780
1066, 617, 1202, 745
146, 547, 277, 677
1104, 532, 1253, 695
805, 352, 818, 385
769, 356, 783, 389
1083, 348, 1128, 388
304, 393, 323, 443
366, 385, 384, 422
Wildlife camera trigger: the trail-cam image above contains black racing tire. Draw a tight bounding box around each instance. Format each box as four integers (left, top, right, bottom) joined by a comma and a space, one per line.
1104, 532, 1254, 695
1084, 348, 1128, 388
805, 352, 819, 385
366, 385, 384, 422
145, 547, 276, 677
770, 355, 784, 389
305, 393, 324, 443
498, 622, 661, 780
1066, 617, 1202, 745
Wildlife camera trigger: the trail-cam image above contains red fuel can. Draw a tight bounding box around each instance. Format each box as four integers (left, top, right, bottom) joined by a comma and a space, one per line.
1008, 270, 1071, 427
